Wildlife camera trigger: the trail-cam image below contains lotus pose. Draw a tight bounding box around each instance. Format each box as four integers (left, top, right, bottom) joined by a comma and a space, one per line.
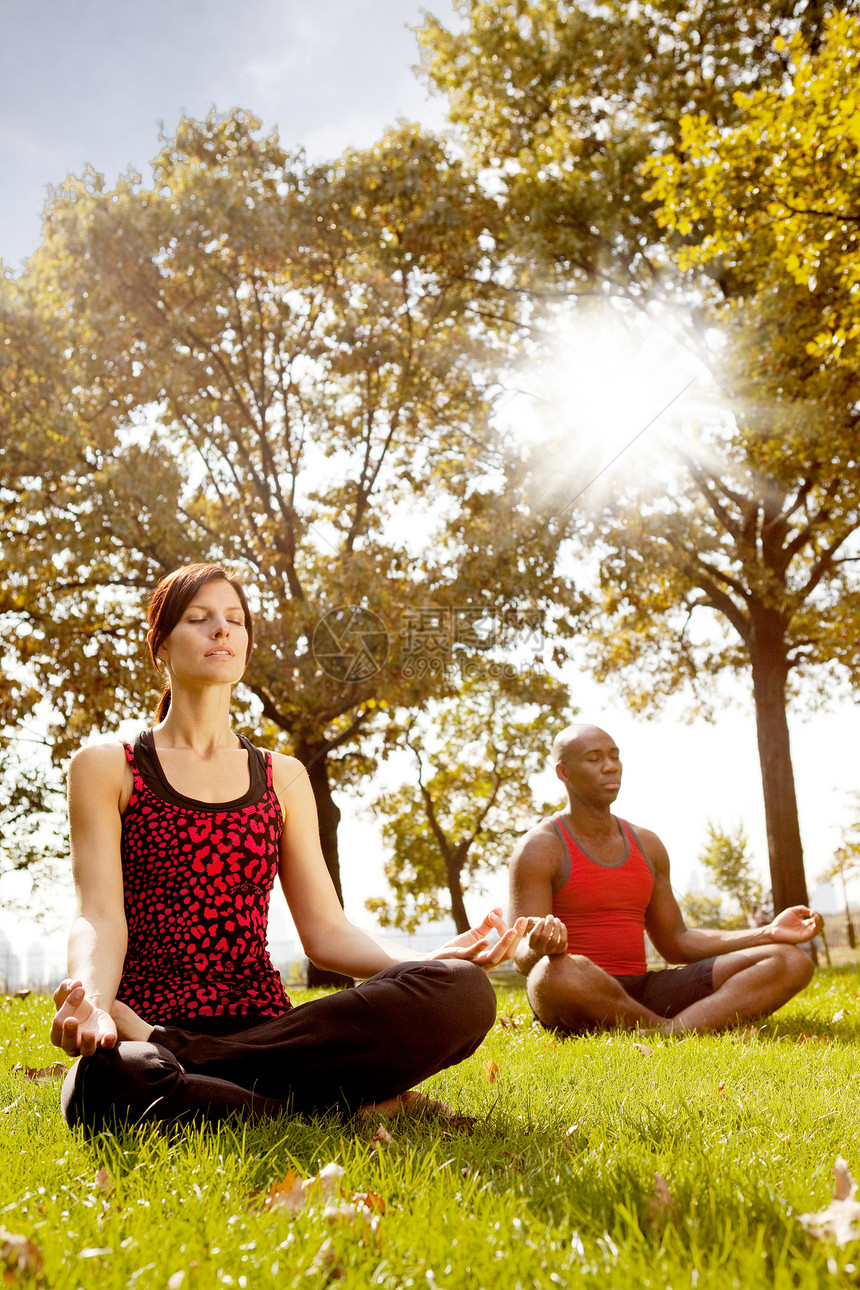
53, 564, 525, 1132
510, 724, 821, 1035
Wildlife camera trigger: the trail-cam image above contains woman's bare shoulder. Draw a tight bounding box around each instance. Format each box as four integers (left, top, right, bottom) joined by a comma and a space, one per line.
69, 740, 130, 780
270, 751, 309, 797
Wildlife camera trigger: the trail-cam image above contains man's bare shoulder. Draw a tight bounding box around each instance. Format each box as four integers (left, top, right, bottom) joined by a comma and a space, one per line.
625, 819, 670, 870
512, 816, 564, 869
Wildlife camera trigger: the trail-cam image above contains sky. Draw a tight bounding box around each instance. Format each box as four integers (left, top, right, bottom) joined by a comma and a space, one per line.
2, 0, 859, 970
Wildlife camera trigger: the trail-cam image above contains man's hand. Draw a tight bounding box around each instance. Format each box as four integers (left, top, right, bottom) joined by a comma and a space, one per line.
50, 979, 118, 1057
523, 915, 568, 958
766, 906, 824, 944
428, 908, 528, 970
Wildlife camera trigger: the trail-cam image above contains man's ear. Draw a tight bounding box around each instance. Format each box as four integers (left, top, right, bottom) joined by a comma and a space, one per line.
555, 763, 567, 783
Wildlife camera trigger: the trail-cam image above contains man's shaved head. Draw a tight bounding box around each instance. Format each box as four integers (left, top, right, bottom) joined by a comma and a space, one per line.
552, 724, 614, 766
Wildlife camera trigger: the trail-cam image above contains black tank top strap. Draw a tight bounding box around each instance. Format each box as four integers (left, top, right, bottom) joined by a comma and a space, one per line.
130, 728, 267, 811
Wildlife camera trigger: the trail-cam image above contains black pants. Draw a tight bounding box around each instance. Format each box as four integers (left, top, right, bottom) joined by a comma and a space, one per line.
61, 960, 496, 1133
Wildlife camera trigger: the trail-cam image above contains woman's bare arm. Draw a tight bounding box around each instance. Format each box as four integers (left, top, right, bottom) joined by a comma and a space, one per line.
274, 755, 524, 975
51, 743, 129, 1056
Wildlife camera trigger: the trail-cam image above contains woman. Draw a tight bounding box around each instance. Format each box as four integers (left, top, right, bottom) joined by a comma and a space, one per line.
52, 564, 525, 1132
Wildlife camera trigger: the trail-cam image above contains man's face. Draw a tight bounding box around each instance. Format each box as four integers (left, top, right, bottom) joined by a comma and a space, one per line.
557, 729, 622, 807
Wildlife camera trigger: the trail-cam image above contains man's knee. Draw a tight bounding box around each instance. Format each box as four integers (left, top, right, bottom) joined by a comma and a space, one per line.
776, 942, 815, 991
62, 1041, 183, 1134
527, 954, 604, 1026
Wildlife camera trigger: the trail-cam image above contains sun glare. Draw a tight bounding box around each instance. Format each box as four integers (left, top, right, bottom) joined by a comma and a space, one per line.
498, 307, 710, 502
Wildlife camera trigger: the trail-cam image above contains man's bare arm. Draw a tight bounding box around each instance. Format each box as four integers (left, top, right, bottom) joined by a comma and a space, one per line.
509, 824, 568, 976
642, 829, 822, 962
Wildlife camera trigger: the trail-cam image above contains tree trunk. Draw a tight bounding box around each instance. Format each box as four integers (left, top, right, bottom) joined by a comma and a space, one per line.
294, 738, 354, 989
748, 614, 809, 913
445, 843, 471, 934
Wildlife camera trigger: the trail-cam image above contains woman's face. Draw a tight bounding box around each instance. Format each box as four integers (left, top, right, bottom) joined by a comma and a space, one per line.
153, 579, 250, 689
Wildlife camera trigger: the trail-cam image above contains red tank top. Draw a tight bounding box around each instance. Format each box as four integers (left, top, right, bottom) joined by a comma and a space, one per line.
116, 731, 291, 1024
551, 814, 654, 975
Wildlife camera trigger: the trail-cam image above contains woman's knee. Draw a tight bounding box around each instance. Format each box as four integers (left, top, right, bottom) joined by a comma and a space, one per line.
444, 959, 497, 1031
61, 1041, 183, 1134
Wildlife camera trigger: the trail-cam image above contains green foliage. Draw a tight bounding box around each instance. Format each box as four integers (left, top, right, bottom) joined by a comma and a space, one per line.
645, 11, 860, 368
367, 667, 571, 932
419, 0, 844, 296
680, 892, 725, 929
0, 744, 65, 895
4, 974, 860, 1287
698, 822, 764, 917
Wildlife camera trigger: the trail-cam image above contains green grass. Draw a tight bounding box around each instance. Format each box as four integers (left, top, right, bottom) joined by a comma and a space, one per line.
2, 968, 860, 1288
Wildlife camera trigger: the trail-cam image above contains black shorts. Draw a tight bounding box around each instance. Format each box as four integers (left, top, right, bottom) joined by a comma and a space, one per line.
613, 957, 717, 1018
532, 957, 717, 1035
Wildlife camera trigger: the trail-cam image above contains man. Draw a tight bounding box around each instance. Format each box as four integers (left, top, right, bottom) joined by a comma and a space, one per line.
510, 724, 822, 1034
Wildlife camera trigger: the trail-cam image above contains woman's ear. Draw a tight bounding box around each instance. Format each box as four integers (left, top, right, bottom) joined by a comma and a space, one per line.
147, 628, 166, 666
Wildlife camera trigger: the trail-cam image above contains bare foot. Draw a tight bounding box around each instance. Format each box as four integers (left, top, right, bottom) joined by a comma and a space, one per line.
110, 999, 154, 1042
358, 1088, 455, 1119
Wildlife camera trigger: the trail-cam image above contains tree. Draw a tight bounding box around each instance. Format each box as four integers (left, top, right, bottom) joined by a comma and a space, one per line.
1, 112, 570, 977
698, 821, 763, 918
419, 0, 845, 303
820, 800, 860, 947
680, 892, 726, 929
366, 668, 570, 932
644, 12, 860, 369
420, 1, 860, 912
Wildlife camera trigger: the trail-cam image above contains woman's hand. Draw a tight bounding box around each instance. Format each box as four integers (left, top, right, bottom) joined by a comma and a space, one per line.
50, 979, 118, 1057
427, 908, 528, 970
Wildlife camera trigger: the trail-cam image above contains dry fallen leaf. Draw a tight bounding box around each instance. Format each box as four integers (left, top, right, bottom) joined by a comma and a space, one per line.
309, 1163, 346, 1199
94, 1168, 115, 1197
266, 1162, 347, 1216
352, 1191, 386, 1216
646, 1173, 679, 1225
369, 1124, 392, 1148
481, 1060, 500, 1083
266, 1168, 307, 1216
498, 1014, 523, 1029
799, 1156, 860, 1246
631, 1044, 653, 1058
0, 1229, 44, 1278
12, 1062, 66, 1083
309, 1237, 346, 1279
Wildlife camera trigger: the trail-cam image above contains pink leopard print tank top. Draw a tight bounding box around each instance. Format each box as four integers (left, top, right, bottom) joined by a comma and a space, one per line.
115, 731, 291, 1024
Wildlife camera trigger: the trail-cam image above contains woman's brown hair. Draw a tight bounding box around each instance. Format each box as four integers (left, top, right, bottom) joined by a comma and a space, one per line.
147, 564, 254, 722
